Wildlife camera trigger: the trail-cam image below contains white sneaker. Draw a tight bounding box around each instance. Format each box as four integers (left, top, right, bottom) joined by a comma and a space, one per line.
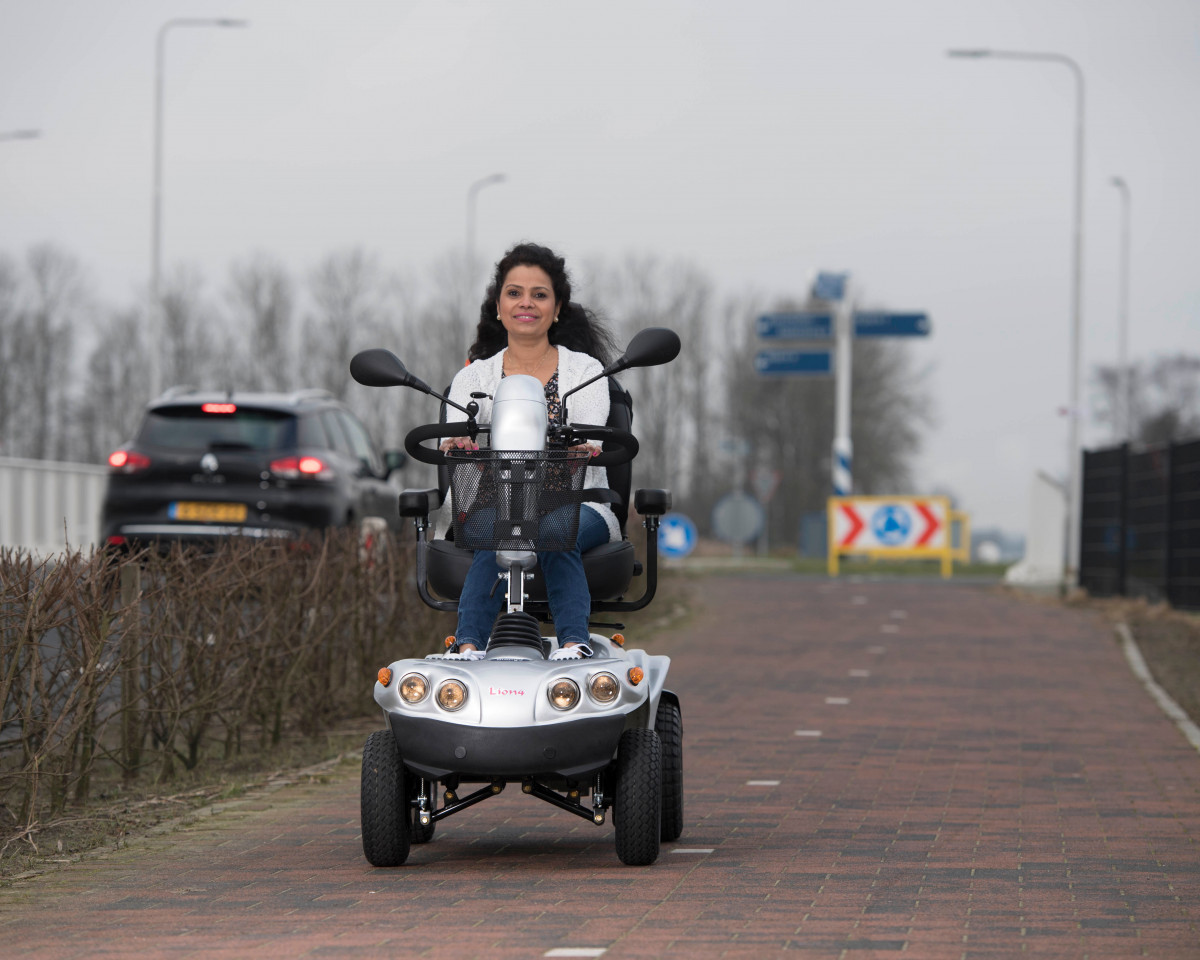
429, 649, 486, 661
549, 644, 592, 660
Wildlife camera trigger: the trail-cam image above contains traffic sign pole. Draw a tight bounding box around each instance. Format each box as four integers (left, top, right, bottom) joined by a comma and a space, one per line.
833, 293, 853, 496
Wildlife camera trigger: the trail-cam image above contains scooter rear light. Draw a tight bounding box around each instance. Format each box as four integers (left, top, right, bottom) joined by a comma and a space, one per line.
106, 535, 128, 546
108, 449, 151, 473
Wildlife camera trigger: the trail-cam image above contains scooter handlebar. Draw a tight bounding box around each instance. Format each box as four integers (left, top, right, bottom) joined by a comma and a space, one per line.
404, 422, 483, 465
566, 423, 639, 467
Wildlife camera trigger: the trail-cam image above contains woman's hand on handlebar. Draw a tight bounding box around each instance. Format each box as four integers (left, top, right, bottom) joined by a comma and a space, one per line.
439, 437, 479, 453
569, 442, 601, 459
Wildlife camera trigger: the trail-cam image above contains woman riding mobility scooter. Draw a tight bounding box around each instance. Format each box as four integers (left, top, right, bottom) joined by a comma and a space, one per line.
350, 328, 683, 866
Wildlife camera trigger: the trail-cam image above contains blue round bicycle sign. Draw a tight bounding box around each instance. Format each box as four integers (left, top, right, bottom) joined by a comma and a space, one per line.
871, 504, 912, 546
658, 512, 698, 559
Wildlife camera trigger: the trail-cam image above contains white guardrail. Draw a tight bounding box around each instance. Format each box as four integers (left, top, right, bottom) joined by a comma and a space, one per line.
0, 456, 109, 554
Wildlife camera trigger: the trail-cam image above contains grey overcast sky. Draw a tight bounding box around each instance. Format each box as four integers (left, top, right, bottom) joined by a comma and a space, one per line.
1, 0, 1197, 534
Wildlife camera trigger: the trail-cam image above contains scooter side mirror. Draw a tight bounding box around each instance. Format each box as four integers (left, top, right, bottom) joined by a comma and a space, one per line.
606, 327, 681, 375
350, 348, 432, 394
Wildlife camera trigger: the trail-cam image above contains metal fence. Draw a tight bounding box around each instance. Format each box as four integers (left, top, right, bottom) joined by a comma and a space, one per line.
1080, 437, 1200, 609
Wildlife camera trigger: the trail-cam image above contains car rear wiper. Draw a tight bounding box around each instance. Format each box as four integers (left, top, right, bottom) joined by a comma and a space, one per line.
207, 441, 255, 451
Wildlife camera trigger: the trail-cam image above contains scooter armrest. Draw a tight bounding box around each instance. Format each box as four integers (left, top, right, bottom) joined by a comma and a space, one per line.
634, 488, 671, 517
399, 487, 442, 518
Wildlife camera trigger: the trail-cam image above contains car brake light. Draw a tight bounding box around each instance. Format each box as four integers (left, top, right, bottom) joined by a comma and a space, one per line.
108, 450, 151, 473
269, 455, 331, 479
201, 402, 237, 414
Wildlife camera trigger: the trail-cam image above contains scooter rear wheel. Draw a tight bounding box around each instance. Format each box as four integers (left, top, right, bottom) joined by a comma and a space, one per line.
656, 698, 684, 842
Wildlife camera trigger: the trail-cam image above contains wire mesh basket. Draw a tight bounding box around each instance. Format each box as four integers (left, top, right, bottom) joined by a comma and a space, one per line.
446, 449, 592, 551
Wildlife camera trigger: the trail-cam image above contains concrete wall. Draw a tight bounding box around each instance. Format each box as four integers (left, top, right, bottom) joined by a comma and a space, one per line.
0, 456, 108, 554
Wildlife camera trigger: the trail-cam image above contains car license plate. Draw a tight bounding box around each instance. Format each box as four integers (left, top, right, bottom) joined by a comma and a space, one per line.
169, 501, 248, 523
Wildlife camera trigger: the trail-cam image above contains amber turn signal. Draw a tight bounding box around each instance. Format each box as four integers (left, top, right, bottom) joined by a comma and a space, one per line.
444, 635, 456, 649
627, 666, 644, 685
611, 633, 626, 646
378, 667, 393, 687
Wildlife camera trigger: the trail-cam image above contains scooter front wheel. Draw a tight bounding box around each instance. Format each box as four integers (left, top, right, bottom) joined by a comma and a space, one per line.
613, 728, 662, 866
361, 729, 411, 866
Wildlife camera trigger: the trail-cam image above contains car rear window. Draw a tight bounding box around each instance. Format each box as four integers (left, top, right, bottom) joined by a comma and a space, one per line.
139, 406, 297, 451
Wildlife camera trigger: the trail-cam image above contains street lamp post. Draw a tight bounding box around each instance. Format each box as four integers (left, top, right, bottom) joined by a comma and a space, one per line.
465, 173, 506, 281
948, 48, 1086, 592
151, 17, 247, 396
1111, 176, 1131, 442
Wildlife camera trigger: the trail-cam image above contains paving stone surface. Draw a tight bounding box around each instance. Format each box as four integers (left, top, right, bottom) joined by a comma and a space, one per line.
3, 577, 1199, 958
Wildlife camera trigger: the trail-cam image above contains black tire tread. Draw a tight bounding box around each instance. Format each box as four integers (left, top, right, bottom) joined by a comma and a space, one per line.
360, 729, 410, 866
656, 698, 684, 842
614, 727, 662, 866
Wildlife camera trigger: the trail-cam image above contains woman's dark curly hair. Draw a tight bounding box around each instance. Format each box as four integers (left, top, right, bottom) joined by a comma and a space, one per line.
467, 242, 618, 366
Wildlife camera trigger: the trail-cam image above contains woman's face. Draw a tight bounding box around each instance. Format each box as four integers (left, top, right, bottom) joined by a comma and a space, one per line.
497, 264, 558, 342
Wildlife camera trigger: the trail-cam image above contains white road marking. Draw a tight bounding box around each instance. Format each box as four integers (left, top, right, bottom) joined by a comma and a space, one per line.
671, 848, 715, 854
795, 729, 823, 737
852, 596, 868, 605
746, 779, 781, 786
826, 697, 850, 705
849, 669, 870, 677
890, 609, 908, 619
545, 951, 607, 958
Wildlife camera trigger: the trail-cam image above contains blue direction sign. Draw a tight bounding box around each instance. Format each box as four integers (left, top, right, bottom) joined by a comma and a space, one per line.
755, 349, 833, 376
813, 271, 848, 302
658, 512, 698, 559
853, 312, 931, 337
757, 312, 833, 340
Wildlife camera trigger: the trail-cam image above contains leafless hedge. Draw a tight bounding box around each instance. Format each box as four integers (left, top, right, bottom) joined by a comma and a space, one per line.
0, 532, 439, 849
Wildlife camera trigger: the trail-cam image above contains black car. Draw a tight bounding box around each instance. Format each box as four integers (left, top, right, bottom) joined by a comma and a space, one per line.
100, 388, 405, 548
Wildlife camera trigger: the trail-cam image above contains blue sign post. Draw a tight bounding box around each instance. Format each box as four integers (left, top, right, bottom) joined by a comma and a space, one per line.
658, 512, 698, 559
853, 312, 931, 337
754, 349, 833, 376
757, 312, 833, 340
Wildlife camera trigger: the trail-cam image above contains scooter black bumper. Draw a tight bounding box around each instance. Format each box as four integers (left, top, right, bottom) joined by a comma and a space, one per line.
386, 712, 627, 780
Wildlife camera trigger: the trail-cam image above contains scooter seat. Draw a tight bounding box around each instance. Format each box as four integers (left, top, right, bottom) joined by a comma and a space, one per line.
426, 538, 636, 603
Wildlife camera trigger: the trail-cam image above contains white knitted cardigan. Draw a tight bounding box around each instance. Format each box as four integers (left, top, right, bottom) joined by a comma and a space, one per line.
434, 344, 620, 543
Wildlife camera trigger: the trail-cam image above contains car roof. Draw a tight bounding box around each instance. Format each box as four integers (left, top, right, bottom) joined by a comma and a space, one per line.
148, 388, 339, 414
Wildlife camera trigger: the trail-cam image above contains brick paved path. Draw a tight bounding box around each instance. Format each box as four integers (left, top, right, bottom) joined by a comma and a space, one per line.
4, 577, 1199, 959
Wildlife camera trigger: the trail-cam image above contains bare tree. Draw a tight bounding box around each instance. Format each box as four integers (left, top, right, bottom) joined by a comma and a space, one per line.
4, 245, 88, 460
225, 253, 295, 391
160, 265, 219, 394
721, 296, 933, 548
75, 309, 151, 462
582, 255, 718, 505
1092, 355, 1200, 445
0, 254, 20, 456
301, 248, 386, 400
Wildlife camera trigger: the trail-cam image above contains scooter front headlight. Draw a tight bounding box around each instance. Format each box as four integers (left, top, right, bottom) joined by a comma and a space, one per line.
437, 679, 468, 711
399, 673, 428, 704
588, 672, 619, 704
548, 679, 580, 711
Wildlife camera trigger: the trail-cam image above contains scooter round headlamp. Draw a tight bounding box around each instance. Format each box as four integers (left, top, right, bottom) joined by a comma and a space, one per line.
398, 673, 428, 704
548, 679, 580, 711
588, 672, 619, 704
437, 679, 468, 711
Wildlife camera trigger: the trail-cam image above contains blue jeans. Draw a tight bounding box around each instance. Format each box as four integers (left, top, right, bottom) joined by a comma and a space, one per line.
455, 505, 610, 649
